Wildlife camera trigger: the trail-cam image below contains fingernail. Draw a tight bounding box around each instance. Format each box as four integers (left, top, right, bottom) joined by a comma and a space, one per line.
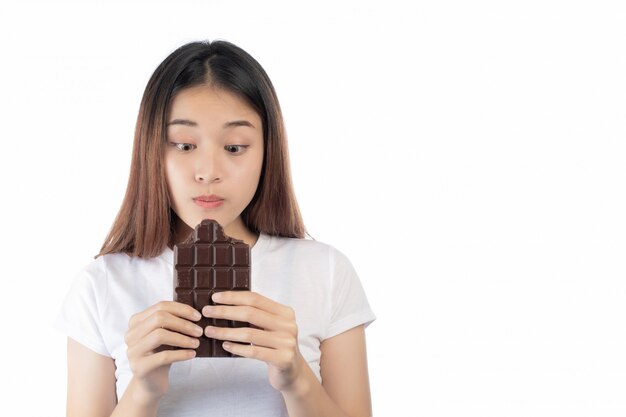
194, 325, 203, 336
193, 311, 202, 320
212, 292, 224, 302
205, 326, 215, 336
203, 306, 213, 316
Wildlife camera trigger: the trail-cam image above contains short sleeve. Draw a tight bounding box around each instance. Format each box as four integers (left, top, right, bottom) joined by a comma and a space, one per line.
54, 259, 110, 357
325, 247, 376, 340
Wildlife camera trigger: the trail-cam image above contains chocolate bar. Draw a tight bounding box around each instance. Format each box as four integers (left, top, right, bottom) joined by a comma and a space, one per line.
161, 219, 251, 357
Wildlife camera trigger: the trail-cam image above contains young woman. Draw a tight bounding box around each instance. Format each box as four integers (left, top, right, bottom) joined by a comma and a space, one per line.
56, 40, 375, 417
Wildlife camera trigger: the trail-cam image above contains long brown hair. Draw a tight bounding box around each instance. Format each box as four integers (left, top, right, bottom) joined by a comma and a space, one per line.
98, 40, 305, 258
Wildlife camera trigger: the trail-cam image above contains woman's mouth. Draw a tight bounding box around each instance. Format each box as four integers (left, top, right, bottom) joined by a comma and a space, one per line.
193, 195, 224, 209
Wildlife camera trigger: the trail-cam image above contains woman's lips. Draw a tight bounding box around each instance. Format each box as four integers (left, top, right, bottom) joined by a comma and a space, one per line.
193, 195, 224, 209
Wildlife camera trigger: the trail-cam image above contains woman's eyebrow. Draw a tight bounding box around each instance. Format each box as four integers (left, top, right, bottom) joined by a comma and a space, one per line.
167, 119, 197, 127
223, 120, 255, 129
166, 119, 255, 129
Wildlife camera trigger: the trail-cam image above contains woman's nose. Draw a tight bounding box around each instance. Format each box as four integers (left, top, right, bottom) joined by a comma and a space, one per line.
195, 151, 222, 183
195, 172, 221, 183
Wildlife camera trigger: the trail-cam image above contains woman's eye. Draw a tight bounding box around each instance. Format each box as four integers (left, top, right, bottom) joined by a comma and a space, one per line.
173, 143, 195, 152
224, 145, 248, 154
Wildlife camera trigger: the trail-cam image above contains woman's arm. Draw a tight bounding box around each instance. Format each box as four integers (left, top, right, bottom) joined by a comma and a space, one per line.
67, 338, 161, 417
319, 325, 372, 416
67, 338, 117, 417
281, 325, 372, 417
67, 301, 202, 417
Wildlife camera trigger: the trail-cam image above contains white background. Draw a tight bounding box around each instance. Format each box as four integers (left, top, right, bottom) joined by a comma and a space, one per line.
0, 0, 625, 416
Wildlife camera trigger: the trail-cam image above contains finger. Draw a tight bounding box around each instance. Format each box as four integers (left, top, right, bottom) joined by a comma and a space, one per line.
127, 328, 200, 359
132, 349, 196, 377
212, 291, 293, 318
204, 326, 295, 350
221, 341, 297, 369
129, 301, 201, 328
202, 305, 296, 334
126, 310, 204, 346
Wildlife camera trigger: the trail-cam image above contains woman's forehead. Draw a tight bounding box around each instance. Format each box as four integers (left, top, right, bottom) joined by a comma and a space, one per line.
169, 86, 260, 122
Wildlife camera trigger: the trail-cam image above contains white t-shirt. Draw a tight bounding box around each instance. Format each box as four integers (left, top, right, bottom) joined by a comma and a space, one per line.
55, 233, 375, 416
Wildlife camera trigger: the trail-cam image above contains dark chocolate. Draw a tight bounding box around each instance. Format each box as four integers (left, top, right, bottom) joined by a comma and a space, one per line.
158, 219, 251, 357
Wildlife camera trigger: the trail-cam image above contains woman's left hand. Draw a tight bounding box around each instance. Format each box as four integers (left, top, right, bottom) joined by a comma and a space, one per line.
201, 291, 306, 394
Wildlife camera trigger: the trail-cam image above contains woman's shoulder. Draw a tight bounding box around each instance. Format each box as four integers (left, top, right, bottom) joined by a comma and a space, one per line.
261, 234, 351, 264
78, 249, 171, 282
264, 233, 329, 251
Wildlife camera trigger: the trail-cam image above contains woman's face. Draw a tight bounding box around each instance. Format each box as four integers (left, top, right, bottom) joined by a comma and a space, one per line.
164, 85, 264, 241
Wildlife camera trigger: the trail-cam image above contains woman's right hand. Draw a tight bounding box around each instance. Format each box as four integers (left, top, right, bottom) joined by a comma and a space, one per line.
124, 301, 203, 403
